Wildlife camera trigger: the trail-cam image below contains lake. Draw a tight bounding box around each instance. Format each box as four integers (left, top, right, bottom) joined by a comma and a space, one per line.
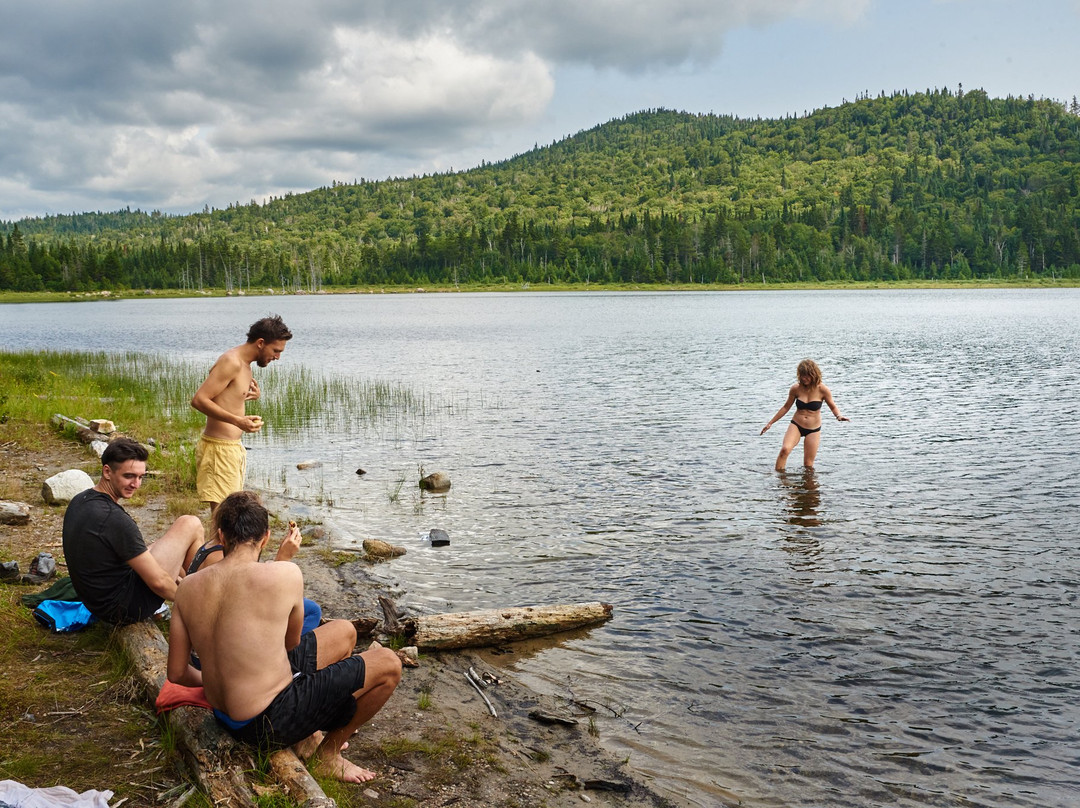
2, 289, 1078, 807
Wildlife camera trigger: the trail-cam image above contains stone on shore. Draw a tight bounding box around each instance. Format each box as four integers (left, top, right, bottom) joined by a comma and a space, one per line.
41, 469, 95, 505
419, 471, 451, 492
88, 419, 116, 434
0, 501, 31, 525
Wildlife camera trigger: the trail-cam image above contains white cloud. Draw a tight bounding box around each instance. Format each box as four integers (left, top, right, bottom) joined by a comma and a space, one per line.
6, 0, 1077, 220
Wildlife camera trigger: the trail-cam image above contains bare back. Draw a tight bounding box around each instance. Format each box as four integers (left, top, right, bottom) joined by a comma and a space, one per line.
174, 556, 304, 720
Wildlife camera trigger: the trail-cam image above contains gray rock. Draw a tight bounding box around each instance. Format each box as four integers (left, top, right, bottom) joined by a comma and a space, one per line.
90, 440, 109, 458
0, 501, 31, 525
41, 469, 95, 505
428, 529, 450, 547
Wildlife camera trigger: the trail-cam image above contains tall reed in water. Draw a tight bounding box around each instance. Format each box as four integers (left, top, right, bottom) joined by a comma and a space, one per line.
0, 349, 441, 494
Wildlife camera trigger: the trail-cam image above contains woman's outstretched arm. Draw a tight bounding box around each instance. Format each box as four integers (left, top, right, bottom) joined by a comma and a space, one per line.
761, 385, 798, 434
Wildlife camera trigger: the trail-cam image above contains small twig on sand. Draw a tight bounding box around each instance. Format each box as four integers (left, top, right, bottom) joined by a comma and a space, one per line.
464, 669, 497, 717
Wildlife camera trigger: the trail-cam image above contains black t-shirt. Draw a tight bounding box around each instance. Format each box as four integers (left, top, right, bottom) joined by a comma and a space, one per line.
62, 488, 156, 623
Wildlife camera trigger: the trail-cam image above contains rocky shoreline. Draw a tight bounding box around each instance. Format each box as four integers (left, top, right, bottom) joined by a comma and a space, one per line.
266, 492, 678, 807
0, 432, 680, 808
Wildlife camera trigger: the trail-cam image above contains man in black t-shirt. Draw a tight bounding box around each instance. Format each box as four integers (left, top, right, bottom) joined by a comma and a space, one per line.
63, 438, 205, 625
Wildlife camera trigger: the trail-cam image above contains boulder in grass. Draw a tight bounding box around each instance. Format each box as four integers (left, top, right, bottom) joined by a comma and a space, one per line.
42, 469, 95, 505
88, 419, 116, 434
419, 471, 451, 492
0, 501, 31, 525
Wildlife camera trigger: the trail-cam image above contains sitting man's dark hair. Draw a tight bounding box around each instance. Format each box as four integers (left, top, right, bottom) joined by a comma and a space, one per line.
102, 437, 150, 469
214, 491, 270, 551
246, 315, 292, 344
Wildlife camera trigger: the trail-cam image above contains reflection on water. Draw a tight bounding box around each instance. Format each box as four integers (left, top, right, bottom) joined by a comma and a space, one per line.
2, 289, 1080, 808
778, 468, 823, 565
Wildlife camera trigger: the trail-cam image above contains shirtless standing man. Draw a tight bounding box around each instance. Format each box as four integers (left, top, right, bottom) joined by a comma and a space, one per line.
191, 315, 292, 514
167, 491, 402, 782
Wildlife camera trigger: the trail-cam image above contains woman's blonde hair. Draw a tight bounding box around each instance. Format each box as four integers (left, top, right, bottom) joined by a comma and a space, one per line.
796, 359, 822, 387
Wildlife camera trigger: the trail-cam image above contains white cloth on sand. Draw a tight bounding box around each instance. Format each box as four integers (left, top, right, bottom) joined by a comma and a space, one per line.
0, 779, 113, 808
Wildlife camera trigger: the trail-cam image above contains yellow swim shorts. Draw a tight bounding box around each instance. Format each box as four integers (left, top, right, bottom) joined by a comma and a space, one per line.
195, 435, 247, 505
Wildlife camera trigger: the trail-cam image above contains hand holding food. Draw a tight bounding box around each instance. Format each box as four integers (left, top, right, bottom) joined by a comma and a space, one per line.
275, 519, 302, 561
240, 414, 264, 433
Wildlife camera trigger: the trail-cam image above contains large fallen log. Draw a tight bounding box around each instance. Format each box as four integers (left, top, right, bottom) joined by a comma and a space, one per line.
116, 621, 335, 808
379, 598, 613, 650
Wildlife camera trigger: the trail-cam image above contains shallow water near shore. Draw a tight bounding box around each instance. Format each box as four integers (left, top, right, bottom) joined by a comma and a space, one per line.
3, 289, 1079, 807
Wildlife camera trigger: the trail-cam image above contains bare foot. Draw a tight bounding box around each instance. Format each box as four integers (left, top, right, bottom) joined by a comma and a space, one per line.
293, 732, 347, 760
313, 753, 375, 783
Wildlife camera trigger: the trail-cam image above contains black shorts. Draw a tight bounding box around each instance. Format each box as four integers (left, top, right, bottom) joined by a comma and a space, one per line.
226, 632, 367, 750
110, 572, 164, 625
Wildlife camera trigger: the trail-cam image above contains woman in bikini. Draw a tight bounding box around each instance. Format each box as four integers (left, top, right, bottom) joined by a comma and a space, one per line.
761, 359, 849, 472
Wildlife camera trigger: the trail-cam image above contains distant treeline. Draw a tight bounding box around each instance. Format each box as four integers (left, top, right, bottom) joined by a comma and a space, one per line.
3, 87, 1079, 291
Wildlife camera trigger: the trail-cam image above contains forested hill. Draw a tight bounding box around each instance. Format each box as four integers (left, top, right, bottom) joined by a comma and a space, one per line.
3, 87, 1079, 291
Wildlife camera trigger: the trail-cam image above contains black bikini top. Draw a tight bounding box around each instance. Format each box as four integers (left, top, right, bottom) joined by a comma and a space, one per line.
795, 399, 823, 411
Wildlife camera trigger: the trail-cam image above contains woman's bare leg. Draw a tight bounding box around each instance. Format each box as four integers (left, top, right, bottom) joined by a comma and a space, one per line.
775, 423, 802, 472
802, 430, 822, 468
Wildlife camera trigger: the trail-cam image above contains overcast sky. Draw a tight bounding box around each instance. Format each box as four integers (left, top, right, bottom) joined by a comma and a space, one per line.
2, 0, 1077, 221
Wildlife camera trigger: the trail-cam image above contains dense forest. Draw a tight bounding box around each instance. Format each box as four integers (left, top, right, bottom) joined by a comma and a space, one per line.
2, 87, 1079, 291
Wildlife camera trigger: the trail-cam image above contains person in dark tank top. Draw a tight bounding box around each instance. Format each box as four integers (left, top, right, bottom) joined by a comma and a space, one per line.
761, 358, 849, 472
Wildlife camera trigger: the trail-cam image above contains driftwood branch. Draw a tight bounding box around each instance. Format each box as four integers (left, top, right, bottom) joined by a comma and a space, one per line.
378, 600, 614, 651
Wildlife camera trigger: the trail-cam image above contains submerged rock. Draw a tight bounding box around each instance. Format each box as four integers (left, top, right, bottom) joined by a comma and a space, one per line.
363, 539, 407, 560
419, 471, 451, 492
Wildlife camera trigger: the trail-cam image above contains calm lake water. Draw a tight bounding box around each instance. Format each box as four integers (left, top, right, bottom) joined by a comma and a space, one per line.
3, 289, 1078, 807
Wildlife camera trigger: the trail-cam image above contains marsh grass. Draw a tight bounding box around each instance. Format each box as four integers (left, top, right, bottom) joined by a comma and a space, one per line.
387, 471, 408, 503
0, 349, 446, 500
248, 363, 444, 440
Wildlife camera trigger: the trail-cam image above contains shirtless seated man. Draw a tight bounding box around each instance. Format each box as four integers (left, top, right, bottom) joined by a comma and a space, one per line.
166, 491, 402, 782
